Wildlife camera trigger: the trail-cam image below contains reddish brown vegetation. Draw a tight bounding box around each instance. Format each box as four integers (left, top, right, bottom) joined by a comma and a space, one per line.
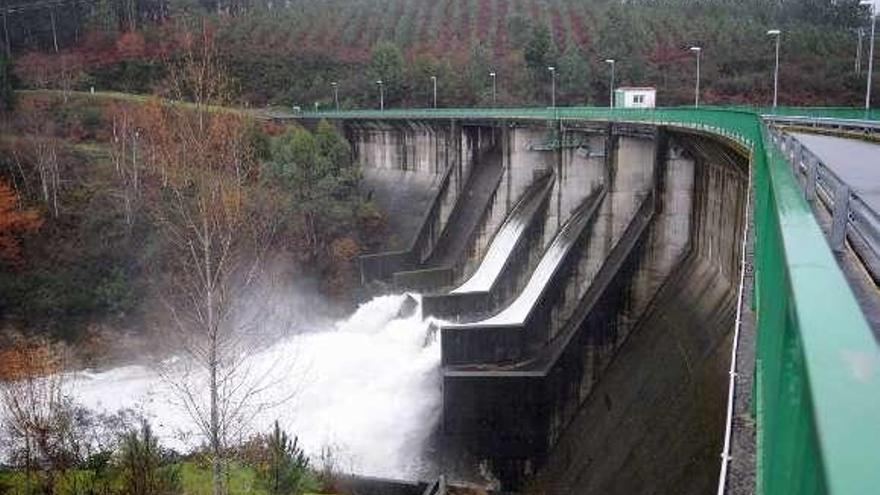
13, 51, 86, 97
0, 337, 61, 380
567, 4, 590, 51
0, 179, 43, 266
494, 0, 509, 59
476, 0, 493, 44
549, 5, 567, 51
436, 0, 457, 55
458, 0, 473, 47
115, 30, 148, 59
527, 0, 541, 23
417, 0, 436, 44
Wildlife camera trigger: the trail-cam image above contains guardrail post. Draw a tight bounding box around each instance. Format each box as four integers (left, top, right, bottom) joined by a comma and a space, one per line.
794, 141, 804, 176
831, 183, 851, 252
805, 154, 818, 203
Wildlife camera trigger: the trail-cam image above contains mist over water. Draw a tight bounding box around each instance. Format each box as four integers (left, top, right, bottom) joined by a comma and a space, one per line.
72, 294, 443, 479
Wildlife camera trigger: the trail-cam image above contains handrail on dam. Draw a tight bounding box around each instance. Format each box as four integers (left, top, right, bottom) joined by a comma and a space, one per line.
295, 107, 880, 494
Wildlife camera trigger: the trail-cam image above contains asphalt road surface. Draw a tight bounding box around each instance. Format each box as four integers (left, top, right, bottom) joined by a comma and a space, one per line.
791, 132, 880, 212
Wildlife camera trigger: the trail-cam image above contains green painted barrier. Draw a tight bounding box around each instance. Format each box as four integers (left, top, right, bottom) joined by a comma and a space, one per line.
295, 106, 880, 494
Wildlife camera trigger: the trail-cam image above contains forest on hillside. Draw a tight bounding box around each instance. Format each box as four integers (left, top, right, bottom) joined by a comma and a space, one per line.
0, 0, 876, 108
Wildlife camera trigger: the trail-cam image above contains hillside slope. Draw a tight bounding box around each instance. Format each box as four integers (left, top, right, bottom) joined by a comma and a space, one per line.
2, 0, 875, 109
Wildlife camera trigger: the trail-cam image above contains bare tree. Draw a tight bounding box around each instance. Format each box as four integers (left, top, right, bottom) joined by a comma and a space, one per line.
25, 135, 61, 218
109, 103, 142, 227
0, 338, 74, 493
142, 24, 290, 495
56, 53, 87, 103
13, 107, 63, 218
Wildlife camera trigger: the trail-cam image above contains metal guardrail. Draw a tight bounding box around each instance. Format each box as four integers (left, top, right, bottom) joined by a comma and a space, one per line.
771, 130, 880, 281
765, 114, 880, 136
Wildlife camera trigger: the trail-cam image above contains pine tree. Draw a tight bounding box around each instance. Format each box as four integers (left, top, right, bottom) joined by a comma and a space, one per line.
258, 421, 310, 495
368, 41, 405, 105
118, 420, 180, 495
559, 46, 589, 104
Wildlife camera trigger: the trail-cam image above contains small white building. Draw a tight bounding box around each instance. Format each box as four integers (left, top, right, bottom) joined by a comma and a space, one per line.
614, 87, 656, 108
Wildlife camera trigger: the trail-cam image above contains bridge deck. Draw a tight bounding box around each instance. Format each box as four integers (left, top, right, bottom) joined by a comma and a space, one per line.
790, 132, 880, 212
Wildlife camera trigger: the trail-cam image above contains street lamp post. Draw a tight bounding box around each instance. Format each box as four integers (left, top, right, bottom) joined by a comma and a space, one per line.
489, 71, 497, 106
690, 46, 702, 107
548, 66, 556, 109
431, 76, 437, 109
376, 80, 384, 111
605, 59, 616, 108
331, 82, 339, 112
767, 29, 781, 108
862, 0, 877, 110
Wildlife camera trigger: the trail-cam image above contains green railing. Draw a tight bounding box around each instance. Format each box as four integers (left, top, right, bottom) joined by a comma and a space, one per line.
288, 104, 880, 122
294, 106, 880, 494
698, 104, 880, 121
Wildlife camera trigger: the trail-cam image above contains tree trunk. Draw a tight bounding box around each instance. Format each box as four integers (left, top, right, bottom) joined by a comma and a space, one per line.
24, 431, 31, 495
206, 214, 222, 495
3, 12, 10, 58
50, 10, 58, 54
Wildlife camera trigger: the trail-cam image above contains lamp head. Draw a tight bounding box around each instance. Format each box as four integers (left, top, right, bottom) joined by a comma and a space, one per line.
767, 29, 781, 36
489, 72, 496, 77
690, 46, 701, 52
376, 80, 382, 85
604, 58, 615, 64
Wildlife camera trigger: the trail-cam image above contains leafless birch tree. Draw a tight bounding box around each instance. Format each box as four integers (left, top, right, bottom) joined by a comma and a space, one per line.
143, 23, 292, 495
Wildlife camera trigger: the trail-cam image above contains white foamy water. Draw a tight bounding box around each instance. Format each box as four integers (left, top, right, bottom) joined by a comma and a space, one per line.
70, 294, 442, 479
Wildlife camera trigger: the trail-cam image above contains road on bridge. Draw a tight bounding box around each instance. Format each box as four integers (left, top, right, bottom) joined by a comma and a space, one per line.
791, 133, 880, 212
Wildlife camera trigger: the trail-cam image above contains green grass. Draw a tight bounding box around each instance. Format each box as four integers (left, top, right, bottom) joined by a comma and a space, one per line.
179, 461, 266, 495
0, 461, 328, 495
17, 89, 254, 117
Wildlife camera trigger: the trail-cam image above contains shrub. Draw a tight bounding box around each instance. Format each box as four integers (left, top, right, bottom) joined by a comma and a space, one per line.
117, 421, 180, 495
253, 421, 315, 495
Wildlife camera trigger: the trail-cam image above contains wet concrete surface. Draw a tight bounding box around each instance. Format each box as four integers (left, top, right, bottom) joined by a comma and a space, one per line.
363, 168, 443, 250
791, 132, 880, 212
532, 254, 737, 495
426, 151, 505, 268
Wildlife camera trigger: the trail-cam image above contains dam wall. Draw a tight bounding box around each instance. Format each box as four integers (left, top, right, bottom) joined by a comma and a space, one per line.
439, 133, 656, 366
358, 121, 610, 291
442, 130, 747, 491
341, 118, 747, 492
294, 108, 880, 495
350, 120, 494, 281
420, 127, 612, 318
534, 131, 748, 494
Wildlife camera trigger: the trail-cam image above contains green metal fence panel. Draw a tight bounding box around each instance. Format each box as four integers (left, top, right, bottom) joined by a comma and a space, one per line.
293, 106, 880, 494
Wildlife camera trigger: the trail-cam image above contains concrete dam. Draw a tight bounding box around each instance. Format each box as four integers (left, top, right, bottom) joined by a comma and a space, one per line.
346, 118, 748, 493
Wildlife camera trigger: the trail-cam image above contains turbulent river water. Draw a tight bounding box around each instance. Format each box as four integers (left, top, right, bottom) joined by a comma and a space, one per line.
71, 294, 443, 479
